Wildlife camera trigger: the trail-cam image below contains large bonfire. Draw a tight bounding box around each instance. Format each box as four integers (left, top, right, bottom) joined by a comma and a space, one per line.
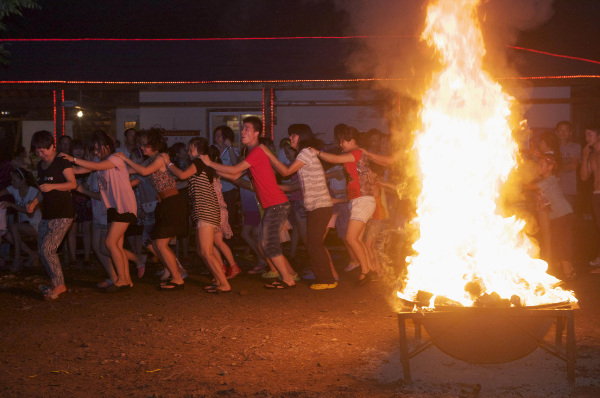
397, 0, 576, 308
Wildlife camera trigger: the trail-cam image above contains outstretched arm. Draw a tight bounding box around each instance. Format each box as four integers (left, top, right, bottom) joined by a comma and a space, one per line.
199, 154, 251, 176
167, 158, 198, 180
310, 148, 355, 164
259, 144, 304, 176
362, 149, 393, 167
59, 152, 115, 173
114, 152, 165, 176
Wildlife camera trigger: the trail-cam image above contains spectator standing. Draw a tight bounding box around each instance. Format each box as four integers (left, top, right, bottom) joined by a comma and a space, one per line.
555, 121, 581, 209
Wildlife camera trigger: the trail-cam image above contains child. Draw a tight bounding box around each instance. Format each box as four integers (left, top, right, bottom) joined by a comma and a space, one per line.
528, 153, 575, 280
0, 168, 42, 271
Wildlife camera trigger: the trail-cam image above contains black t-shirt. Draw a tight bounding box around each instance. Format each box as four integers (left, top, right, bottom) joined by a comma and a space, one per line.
37, 156, 75, 220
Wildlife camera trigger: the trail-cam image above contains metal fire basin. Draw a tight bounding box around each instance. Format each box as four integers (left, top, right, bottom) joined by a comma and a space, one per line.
396, 303, 578, 385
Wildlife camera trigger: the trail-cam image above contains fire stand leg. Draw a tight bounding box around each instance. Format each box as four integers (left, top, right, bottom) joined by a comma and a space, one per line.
566, 311, 576, 385
413, 318, 422, 342
397, 316, 412, 384
555, 316, 564, 352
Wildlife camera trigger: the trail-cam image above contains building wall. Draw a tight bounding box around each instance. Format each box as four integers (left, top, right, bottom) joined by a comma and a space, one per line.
133, 89, 388, 147
521, 87, 571, 129
22, 121, 73, 151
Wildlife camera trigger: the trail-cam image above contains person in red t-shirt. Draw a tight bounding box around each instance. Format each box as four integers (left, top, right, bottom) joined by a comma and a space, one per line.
201, 117, 297, 289
313, 124, 377, 286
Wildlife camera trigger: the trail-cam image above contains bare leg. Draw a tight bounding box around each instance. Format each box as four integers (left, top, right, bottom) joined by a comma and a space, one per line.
198, 226, 230, 290
214, 231, 236, 267
67, 221, 79, 265
346, 220, 372, 276
343, 239, 359, 264
91, 224, 116, 283
154, 237, 183, 285
105, 221, 132, 287
270, 254, 296, 286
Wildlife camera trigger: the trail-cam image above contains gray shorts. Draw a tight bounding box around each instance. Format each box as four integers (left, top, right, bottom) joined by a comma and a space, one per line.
349, 196, 376, 224
259, 202, 291, 258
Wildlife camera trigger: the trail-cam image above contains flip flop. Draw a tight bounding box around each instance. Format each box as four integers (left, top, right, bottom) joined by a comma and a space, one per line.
159, 281, 184, 291
264, 280, 296, 290
205, 288, 231, 294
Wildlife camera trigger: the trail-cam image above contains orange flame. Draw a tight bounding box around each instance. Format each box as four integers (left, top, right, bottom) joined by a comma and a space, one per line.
398, 0, 576, 308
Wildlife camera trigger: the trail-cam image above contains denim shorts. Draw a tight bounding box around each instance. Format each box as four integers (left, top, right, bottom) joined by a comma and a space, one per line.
259, 202, 291, 258
349, 196, 376, 224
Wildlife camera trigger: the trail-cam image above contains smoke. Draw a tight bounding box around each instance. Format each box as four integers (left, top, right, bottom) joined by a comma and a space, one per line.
332, 0, 556, 98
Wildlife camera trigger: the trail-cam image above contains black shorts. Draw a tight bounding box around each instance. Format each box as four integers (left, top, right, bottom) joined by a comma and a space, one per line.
107, 208, 137, 225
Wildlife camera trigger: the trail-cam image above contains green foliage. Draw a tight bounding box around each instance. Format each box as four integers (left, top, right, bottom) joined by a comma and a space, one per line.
0, 0, 40, 65
0, 0, 40, 31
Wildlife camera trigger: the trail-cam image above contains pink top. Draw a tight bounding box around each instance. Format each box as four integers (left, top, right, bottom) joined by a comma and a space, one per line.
98, 155, 137, 215
244, 146, 288, 208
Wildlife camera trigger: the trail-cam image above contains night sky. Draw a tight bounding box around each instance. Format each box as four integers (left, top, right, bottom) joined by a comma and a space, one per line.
1, 0, 599, 83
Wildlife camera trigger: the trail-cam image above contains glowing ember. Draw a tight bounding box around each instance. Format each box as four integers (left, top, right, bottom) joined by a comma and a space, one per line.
398, 0, 576, 308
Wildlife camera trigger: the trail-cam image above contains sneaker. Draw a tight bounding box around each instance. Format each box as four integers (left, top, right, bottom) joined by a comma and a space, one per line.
261, 270, 280, 279
590, 256, 600, 267
344, 262, 360, 272
226, 263, 242, 279
291, 272, 301, 282
310, 282, 338, 290
302, 270, 315, 280
155, 269, 166, 277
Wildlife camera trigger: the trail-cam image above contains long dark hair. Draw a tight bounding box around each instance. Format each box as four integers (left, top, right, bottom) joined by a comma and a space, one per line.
189, 137, 214, 183
288, 123, 322, 152
89, 130, 116, 158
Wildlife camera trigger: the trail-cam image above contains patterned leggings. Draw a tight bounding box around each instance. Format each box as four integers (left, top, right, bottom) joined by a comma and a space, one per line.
38, 218, 73, 287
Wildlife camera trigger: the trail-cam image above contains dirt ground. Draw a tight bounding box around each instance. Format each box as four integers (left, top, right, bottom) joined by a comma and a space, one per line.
1, 233, 600, 398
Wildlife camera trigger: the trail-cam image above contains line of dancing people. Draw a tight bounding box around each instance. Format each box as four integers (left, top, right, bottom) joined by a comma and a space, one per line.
1, 117, 400, 299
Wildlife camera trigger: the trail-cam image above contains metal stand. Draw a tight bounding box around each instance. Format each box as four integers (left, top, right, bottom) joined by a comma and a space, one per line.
397, 305, 577, 385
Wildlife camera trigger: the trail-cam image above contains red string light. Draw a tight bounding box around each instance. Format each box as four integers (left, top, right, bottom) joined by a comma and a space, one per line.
270, 88, 274, 140
507, 45, 600, 66
61, 90, 65, 137
0, 35, 415, 42
1, 76, 599, 85
52, 90, 57, 142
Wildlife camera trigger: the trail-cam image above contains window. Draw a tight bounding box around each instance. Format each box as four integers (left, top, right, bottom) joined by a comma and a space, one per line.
209, 111, 262, 148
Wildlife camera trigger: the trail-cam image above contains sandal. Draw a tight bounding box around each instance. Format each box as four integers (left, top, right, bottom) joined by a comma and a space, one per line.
159, 281, 184, 291
96, 279, 113, 289
356, 271, 373, 286
264, 280, 296, 290
39, 285, 64, 300
205, 288, 231, 294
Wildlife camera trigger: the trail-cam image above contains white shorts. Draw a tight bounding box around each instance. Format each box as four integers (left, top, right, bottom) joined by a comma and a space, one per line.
349, 196, 376, 224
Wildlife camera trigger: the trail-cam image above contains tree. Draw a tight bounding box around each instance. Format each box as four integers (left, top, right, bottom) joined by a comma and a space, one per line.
0, 0, 40, 65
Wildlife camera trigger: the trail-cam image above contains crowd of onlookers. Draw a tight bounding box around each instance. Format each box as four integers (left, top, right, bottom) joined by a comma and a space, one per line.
0, 118, 598, 299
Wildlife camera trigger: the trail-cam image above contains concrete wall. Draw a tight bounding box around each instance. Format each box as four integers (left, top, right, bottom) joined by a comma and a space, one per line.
22, 121, 73, 152
521, 87, 571, 129
134, 89, 388, 147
